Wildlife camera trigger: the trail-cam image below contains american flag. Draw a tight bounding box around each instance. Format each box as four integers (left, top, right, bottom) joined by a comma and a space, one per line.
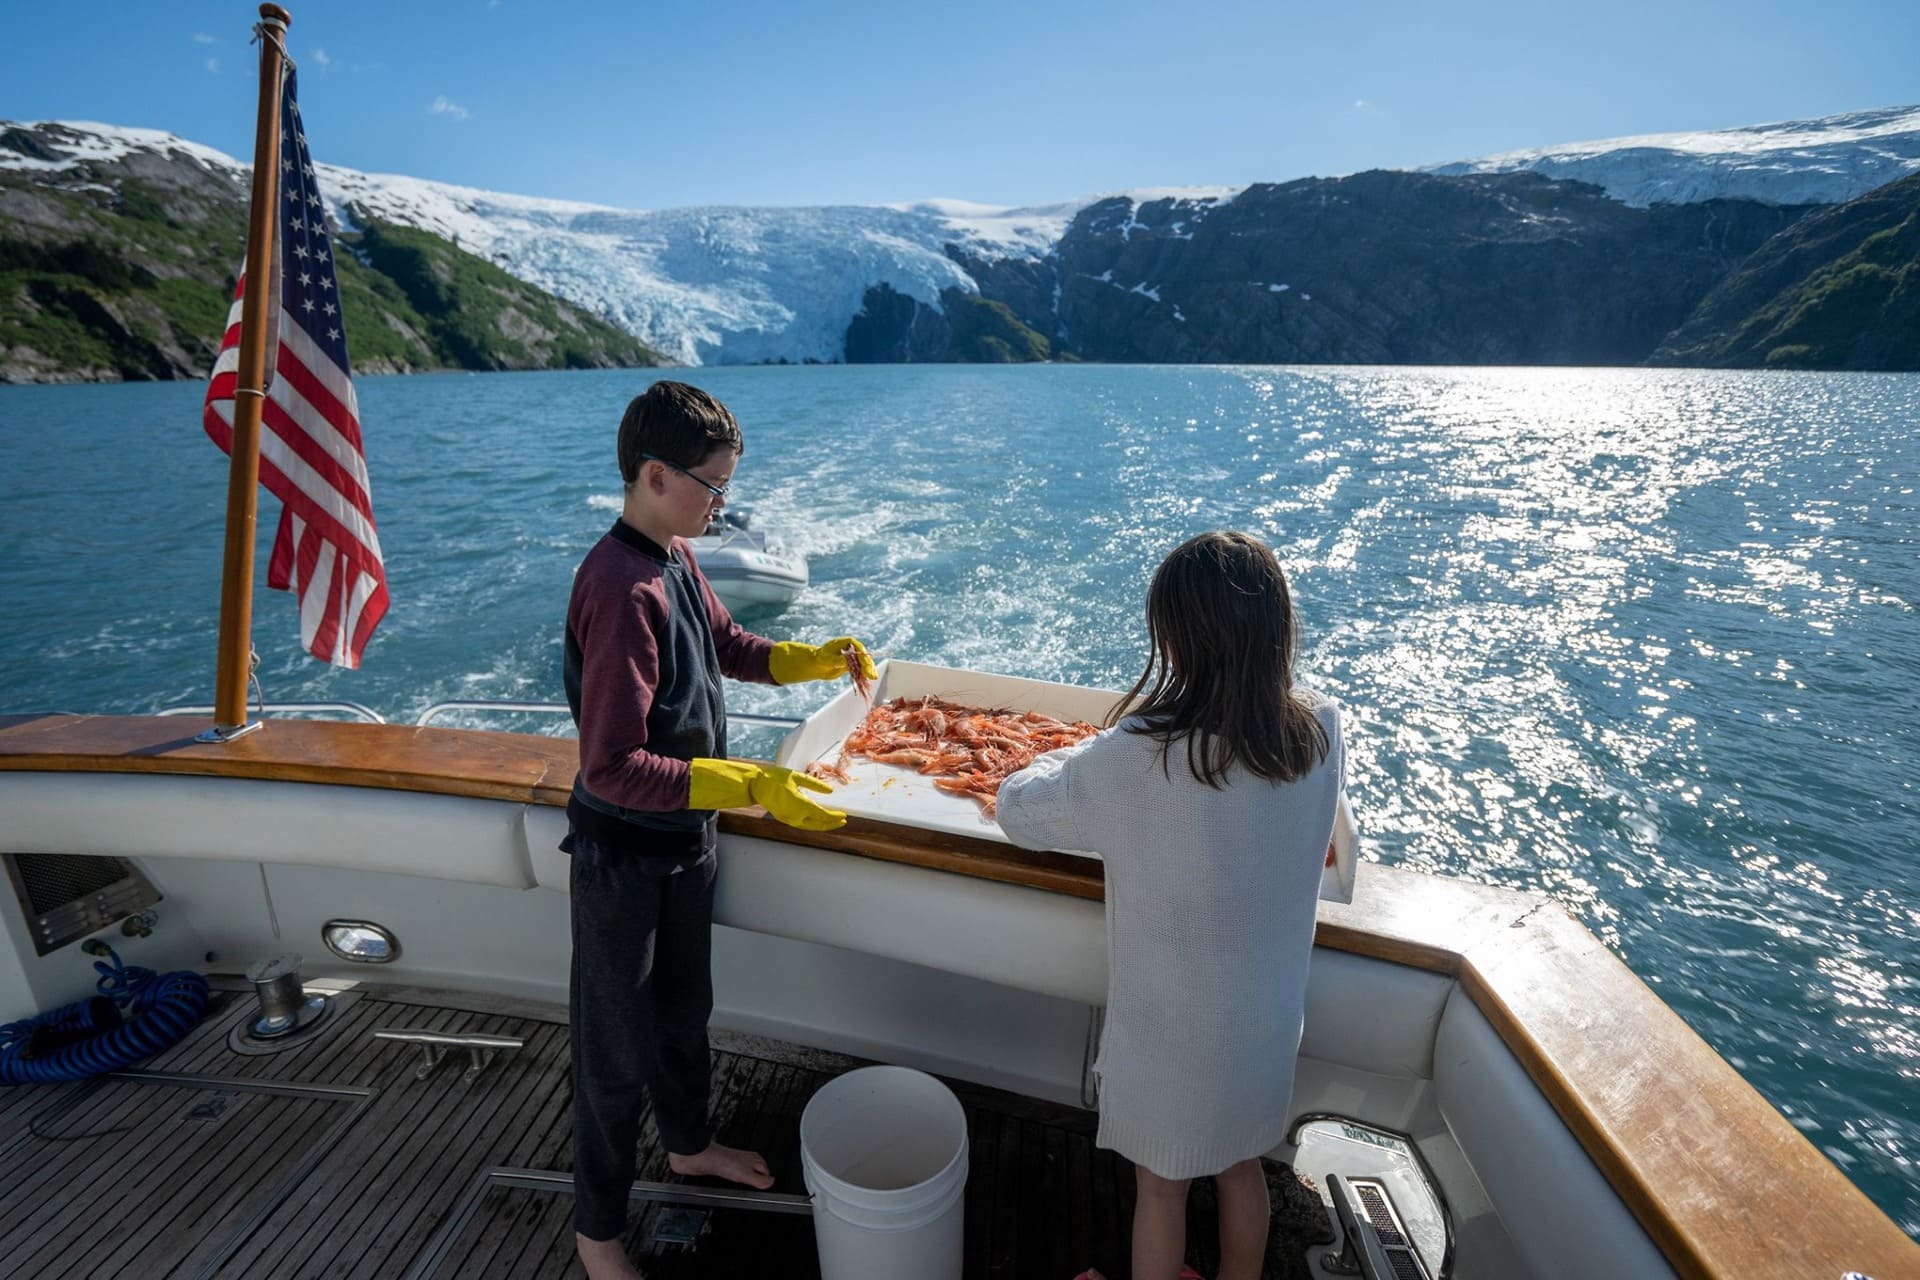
204, 69, 387, 668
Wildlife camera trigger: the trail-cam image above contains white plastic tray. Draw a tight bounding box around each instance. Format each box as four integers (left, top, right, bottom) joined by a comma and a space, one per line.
772, 659, 1124, 847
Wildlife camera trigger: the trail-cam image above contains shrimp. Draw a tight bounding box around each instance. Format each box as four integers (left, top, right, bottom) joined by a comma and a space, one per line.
839, 695, 1100, 816
806, 757, 853, 784
843, 644, 873, 704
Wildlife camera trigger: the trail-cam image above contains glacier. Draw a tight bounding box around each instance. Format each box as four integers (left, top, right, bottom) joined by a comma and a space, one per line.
0, 120, 1128, 367
315, 171, 1110, 365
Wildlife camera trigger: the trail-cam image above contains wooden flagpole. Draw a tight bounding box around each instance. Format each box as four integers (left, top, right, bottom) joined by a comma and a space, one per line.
207, 4, 293, 741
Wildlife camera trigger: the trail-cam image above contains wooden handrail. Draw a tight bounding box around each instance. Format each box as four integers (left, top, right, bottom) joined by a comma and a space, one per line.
0, 713, 1914, 1278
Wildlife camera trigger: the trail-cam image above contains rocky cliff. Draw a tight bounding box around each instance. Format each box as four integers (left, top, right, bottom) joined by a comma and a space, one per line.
1033, 172, 1813, 365
1650, 171, 1920, 370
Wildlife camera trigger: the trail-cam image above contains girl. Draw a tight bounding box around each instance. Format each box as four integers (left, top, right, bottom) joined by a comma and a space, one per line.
997, 531, 1345, 1280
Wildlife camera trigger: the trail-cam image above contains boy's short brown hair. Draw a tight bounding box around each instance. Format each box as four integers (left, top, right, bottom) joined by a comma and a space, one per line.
617, 381, 744, 485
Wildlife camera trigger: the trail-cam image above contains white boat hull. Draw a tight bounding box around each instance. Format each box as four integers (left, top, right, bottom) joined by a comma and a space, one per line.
701, 560, 808, 608
690, 514, 808, 610
0, 768, 1642, 1279
2, 717, 1913, 1280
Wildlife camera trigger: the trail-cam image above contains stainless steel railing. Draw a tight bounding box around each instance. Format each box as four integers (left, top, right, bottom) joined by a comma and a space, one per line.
413, 700, 570, 727
151, 699, 803, 732
158, 701, 387, 724
414, 700, 801, 731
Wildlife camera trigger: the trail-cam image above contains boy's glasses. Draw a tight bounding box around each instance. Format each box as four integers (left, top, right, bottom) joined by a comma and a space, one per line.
641, 452, 730, 500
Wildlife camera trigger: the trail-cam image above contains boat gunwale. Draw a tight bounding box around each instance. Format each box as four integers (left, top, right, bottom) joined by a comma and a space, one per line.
1, 712, 1914, 1279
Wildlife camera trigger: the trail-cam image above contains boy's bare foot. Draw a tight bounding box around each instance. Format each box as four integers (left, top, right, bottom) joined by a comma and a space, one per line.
667, 1141, 775, 1189
575, 1232, 642, 1280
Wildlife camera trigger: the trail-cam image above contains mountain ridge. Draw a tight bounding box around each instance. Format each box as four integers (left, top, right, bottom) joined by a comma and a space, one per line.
5, 105, 1918, 377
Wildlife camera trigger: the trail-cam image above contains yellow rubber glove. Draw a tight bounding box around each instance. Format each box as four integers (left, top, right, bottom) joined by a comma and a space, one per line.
768, 636, 878, 686
687, 758, 847, 831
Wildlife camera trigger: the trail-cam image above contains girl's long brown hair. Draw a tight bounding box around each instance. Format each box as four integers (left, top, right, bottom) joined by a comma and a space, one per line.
1112, 531, 1329, 787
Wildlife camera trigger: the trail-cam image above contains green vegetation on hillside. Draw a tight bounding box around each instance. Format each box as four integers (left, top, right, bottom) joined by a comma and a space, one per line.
1652, 172, 1920, 371
343, 216, 658, 371
843, 282, 1055, 363
1751, 220, 1920, 369
0, 176, 245, 379
945, 294, 1051, 362
0, 157, 664, 382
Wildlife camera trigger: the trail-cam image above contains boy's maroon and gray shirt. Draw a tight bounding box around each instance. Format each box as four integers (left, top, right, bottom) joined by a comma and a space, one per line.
564, 520, 774, 852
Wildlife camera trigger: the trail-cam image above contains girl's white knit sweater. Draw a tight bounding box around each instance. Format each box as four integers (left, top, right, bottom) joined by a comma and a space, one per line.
997, 695, 1344, 1179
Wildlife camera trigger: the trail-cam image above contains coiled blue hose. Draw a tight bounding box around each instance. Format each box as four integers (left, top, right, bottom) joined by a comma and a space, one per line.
0, 944, 210, 1085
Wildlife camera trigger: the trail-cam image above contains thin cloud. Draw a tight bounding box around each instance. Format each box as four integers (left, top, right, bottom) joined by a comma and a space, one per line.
205, 58, 220, 75
1353, 99, 1372, 111
314, 48, 332, 70
193, 33, 216, 45
429, 95, 470, 121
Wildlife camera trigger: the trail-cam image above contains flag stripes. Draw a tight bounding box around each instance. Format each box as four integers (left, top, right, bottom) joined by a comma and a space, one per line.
202, 69, 387, 668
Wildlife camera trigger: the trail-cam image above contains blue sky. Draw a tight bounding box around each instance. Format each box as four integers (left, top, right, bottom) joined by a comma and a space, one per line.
2, 0, 1916, 210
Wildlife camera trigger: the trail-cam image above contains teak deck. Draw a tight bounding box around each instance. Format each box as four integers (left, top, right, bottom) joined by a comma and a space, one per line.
0, 983, 1323, 1278
3, 713, 1917, 1278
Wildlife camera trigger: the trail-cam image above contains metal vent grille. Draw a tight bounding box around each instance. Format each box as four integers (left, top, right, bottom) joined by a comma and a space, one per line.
1358, 1183, 1410, 1248
1353, 1177, 1432, 1280
13, 851, 135, 914
3, 851, 162, 956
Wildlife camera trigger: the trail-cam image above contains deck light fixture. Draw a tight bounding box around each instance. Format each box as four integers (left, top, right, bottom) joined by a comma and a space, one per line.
322, 919, 401, 963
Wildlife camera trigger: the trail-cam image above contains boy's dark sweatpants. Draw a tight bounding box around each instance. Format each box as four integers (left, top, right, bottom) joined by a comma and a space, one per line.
569, 848, 717, 1241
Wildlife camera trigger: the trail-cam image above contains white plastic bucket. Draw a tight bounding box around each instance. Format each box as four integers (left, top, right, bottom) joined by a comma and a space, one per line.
799, 1066, 968, 1280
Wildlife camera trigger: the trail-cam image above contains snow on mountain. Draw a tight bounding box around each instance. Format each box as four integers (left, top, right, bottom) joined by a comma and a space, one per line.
4, 119, 1241, 366
318, 176, 1230, 365
9, 106, 1915, 365
0, 120, 241, 178
1, 120, 1112, 365
318, 170, 989, 365
883, 196, 1091, 258
1423, 105, 1920, 208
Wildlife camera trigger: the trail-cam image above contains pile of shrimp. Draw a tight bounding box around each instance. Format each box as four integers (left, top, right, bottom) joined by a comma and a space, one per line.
813, 696, 1101, 817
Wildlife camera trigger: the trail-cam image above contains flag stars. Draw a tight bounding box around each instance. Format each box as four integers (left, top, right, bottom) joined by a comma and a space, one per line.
221, 83, 383, 665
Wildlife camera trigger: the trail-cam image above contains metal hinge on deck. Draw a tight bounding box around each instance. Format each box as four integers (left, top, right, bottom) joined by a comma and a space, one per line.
373, 1029, 524, 1083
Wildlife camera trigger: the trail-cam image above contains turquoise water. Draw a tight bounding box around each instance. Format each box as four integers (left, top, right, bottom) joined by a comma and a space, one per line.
2, 364, 1916, 1234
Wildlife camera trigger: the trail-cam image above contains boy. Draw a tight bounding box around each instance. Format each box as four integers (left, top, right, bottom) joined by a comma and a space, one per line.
564, 380, 875, 1279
